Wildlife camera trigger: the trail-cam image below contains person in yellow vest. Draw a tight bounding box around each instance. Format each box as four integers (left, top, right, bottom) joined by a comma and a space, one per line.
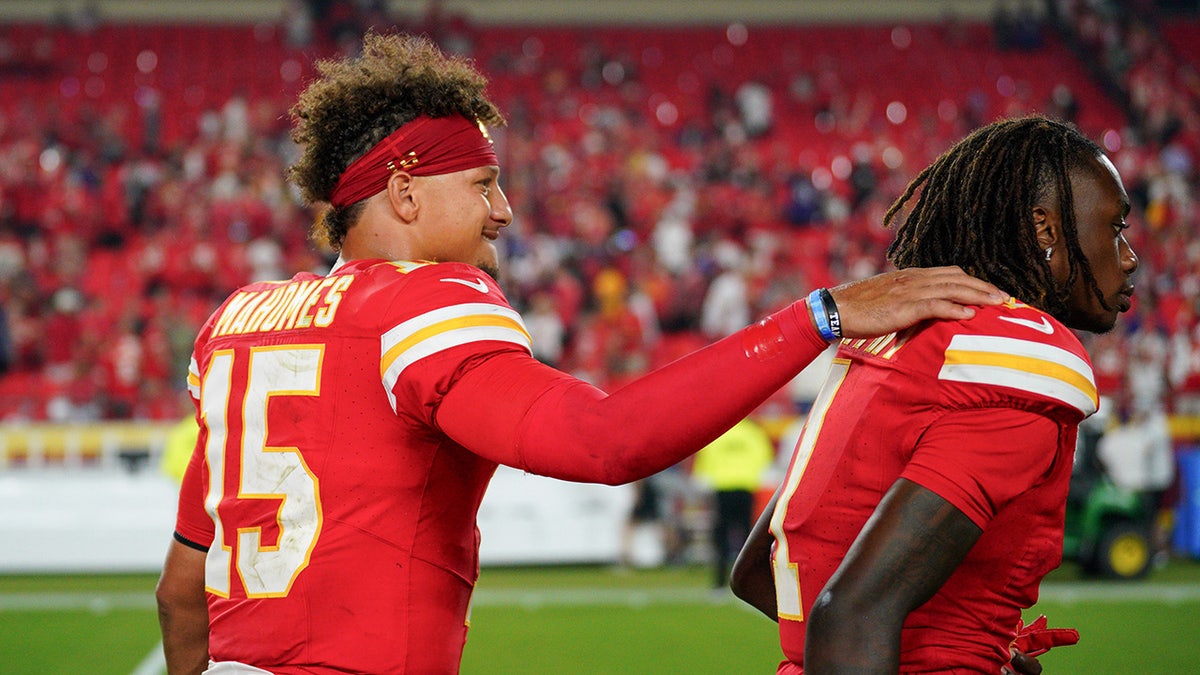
693, 416, 775, 589
160, 415, 199, 484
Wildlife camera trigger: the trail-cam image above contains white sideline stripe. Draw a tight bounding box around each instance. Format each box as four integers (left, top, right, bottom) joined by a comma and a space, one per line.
1037, 582, 1200, 603
129, 641, 165, 675
0, 590, 156, 611
4, 583, 1200, 614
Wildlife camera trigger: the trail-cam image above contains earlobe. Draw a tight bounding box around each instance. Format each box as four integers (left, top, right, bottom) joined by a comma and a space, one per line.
386, 172, 418, 223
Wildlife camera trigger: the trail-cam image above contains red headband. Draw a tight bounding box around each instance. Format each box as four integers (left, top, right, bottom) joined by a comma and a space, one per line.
329, 115, 498, 208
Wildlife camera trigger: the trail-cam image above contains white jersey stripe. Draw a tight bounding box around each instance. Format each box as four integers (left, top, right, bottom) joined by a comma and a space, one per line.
187, 356, 201, 400
382, 303, 528, 352
945, 334, 1093, 377
380, 303, 532, 413
940, 363, 1097, 416
939, 334, 1097, 416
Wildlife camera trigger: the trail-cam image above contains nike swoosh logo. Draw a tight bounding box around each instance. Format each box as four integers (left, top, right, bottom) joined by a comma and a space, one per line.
997, 315, 1054, 334
441, 277, 489, 293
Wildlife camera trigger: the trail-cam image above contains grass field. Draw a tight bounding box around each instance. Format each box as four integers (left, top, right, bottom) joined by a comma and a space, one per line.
3, 560, 1200, 674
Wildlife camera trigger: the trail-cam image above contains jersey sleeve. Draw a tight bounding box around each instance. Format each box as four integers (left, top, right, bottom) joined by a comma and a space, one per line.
434, 298, 831, 484
175, 326, 215, 548
901, 407, 1062, 528
377, 263, 533, 423
899, 301, 1095, 528
174, 432, 214, 548
371, 261, 830, 485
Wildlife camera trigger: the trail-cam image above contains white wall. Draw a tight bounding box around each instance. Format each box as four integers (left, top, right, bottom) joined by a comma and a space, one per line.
0, 465, 634, 573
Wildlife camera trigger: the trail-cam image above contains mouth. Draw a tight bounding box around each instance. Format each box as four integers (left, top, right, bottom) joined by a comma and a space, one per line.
1116, 286, 1135, 312
482, 229, 500, 241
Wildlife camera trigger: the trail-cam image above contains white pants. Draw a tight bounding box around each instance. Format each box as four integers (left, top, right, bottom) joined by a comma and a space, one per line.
204, 662, 274, 675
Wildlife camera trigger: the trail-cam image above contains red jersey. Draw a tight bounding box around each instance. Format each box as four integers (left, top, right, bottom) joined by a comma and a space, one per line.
175, 259, 533, 674
174, 256, 831, 674
770, 299, 1097, 673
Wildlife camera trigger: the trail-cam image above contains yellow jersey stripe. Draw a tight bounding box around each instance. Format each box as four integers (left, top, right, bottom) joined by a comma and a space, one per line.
380, 314, 531, 377
939, 334, 1097, 416
943, 349, 1095, 399
379, 302, 532, 413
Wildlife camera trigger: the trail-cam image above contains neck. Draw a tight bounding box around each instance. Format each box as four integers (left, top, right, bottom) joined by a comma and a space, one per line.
338, 200, 417, 263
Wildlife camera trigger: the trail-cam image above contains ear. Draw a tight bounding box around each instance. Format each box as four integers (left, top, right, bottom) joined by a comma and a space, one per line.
385, 171, 418, 223
1032, 204, 1061, 251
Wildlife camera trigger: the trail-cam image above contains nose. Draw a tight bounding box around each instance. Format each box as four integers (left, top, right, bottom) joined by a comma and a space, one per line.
491, 185, 513, 227
1120, 235, 1138, 274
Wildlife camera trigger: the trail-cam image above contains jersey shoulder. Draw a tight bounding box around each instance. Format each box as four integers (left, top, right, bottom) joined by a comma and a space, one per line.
363, 259, 532, 362
345, 259, 516, 328
935, 299, 1095, 419
884, 299, 1097, 420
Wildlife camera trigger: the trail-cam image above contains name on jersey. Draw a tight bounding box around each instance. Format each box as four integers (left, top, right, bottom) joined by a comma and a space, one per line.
212, 276, 354, 337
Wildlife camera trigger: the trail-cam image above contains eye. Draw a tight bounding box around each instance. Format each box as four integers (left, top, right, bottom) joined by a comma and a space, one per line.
479, 182, 492, 197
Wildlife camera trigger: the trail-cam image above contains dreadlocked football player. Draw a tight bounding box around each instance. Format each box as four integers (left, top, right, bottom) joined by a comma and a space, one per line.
733, 115, 1138, 674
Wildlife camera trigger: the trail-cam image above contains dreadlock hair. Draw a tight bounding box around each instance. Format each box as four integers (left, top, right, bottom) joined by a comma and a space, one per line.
885, 115, 1110, 320
287, 32, 505, 251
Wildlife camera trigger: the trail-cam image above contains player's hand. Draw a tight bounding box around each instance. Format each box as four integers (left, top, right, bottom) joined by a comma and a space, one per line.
1002, 648, 1043, 675
829, 266, 1007, 339
1000, 615, 1080, 675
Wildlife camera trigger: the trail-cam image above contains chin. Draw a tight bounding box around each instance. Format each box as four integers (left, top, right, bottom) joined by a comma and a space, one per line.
1078, 314, 1119, 335
477, 261, 501, 281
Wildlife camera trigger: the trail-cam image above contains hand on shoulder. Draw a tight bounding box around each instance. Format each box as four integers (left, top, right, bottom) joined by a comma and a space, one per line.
828, 266, 1008, 339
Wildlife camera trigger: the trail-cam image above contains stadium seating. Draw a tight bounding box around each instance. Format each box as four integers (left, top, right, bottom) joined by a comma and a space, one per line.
0, 9, 1194, 442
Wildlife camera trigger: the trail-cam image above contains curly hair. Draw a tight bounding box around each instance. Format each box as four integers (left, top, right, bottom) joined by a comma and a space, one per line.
288, 32, 505, 250
885, 115, 1109, 320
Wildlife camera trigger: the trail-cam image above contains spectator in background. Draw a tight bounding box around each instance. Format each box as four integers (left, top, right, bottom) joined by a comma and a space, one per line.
693, 416, 775, 589
0, 300, 13, 375
524, 290, 565, 367
1126, 322, 1170, 416
1096, 398, 1175, 561
1170, 318, 1200, 414
736, 80, 774, 139
1097, 400, 1175, 504
619, 475, 667, 569
700, 241, 752, 339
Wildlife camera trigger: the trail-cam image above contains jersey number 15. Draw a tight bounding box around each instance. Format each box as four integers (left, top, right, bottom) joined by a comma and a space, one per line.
199, 346, 325, 598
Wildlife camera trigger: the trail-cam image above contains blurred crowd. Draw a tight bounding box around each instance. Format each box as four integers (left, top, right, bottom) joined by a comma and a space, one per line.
0, 0, 1198, 437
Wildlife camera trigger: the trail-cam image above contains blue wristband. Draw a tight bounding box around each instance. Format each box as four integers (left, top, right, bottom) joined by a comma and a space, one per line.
819, 287, 842, 339
807, 289, 838, 342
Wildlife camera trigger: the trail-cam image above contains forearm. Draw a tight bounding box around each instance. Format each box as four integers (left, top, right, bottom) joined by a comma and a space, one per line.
160, 604, 210, 675
730, 491, 780, 620
805, 598, 905, 674
157, 539, 210, 675
804, 480, 983, 674
440, 300, 828, 483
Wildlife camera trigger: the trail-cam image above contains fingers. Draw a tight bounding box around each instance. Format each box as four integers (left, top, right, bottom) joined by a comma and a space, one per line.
884, 266, 1008, 302
828, 266, 1010, 339
919, 299, 980, 322
1008, 649, 1044, 675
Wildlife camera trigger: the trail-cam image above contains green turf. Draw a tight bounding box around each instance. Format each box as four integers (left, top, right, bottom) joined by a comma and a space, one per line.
2, 607, 161, 675
1023, 601, 1200, 673
462, 600, 784, 673
1, 560, 1199, 674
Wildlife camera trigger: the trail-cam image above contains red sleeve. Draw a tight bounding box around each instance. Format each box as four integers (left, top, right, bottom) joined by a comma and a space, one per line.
174, 433, 214, 548
434, 300, 830, 484
901, 407, 1061, 529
